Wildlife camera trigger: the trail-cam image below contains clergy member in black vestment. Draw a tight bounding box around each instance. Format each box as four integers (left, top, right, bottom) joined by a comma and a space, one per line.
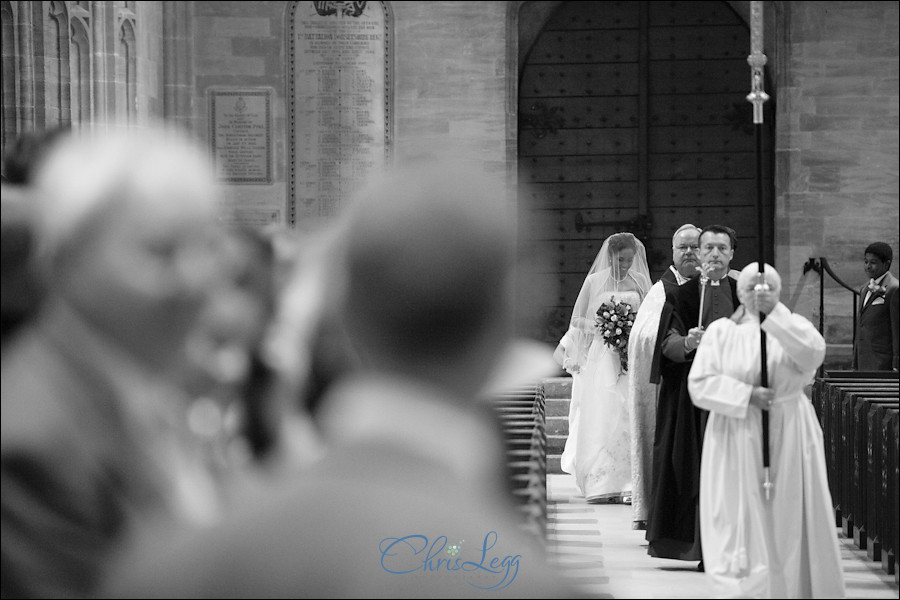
627, 223, 701, 529
646, 224, 739, 567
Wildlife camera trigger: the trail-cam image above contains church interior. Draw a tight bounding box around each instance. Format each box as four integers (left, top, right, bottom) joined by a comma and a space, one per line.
1, 1, 898, 598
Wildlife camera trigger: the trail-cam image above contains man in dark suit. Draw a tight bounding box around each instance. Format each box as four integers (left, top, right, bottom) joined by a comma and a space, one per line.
647, 224, 740, 569
853, 241, 899, 371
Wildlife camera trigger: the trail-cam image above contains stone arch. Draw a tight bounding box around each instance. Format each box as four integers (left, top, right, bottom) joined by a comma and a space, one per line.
515, 0, 776, 343
117, 17, 136, 123
47, 0, 71, 127
69, 14, 91, 127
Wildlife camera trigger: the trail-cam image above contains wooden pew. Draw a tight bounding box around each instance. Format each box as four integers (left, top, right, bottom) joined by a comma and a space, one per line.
487, 384, 547, 541
893, 414, 899, 585
823, 371, 899, 378
851, 396, 900, 550
819, 380, 898, 525
866, 403, 900, 565
839, 389, 899, 537
878, 407, 898, 576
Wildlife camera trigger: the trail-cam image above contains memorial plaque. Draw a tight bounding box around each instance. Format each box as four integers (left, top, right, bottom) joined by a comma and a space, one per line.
218, 208, 282, 228
288, 0, 392, 227
209, 89, 273, 184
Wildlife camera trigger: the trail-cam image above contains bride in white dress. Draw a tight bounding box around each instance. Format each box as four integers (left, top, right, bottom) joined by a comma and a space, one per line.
554, 232, 651, 502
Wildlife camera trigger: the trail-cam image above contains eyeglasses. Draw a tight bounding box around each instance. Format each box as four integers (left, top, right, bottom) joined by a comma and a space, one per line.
673, 244, 699, 253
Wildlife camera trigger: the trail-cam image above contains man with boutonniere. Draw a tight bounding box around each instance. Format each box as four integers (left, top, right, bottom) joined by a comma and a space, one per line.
853, 241, 899, 371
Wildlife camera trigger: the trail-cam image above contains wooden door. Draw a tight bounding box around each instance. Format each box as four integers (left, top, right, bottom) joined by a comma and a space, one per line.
518, 0, 774, 344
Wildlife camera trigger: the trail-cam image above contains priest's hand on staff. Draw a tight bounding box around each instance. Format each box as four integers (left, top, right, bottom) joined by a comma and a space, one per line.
754, 288, 778, 315
749, 386, 775, 411
683, 326, 705, 352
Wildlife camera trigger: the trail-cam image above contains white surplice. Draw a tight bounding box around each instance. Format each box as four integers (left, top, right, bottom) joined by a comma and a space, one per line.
688, 303, 845, 599
626, 279, 666, 521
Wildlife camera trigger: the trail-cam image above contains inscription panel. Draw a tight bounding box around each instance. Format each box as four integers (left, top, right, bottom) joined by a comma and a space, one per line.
209, 89, 273, 184
288, 1, 392, 228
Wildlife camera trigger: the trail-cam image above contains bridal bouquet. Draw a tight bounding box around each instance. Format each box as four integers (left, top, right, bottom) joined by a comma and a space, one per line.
595, 297, 637, 372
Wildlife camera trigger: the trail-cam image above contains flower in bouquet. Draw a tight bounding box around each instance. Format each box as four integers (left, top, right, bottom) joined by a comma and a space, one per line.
594, 296, 637, 372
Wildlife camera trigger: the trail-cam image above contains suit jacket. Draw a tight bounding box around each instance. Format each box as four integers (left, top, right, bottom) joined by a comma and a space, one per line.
1, 303, 214, 598
105, 375, 574, 599
853, 271, 900, 371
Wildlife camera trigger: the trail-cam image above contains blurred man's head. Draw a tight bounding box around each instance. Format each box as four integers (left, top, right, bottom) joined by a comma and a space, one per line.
671, 224, 701, 278
0, 127, 71, 340
184, 226, 276, 397
737, 262, 782, 313
1, 184, 42, 340
335, 162, 515, 396
33, 128, 222, 373
698, 224, 736, 281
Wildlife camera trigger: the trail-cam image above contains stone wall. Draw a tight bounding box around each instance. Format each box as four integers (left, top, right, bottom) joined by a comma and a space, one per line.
186, 0, 899, 359
775, 0, 899, 360
2, 1, 897, 362
189, 1, 513, 229
0, 1, 165, 142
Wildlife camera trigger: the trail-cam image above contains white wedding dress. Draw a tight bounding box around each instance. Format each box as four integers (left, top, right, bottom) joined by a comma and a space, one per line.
562, 289, 643, 501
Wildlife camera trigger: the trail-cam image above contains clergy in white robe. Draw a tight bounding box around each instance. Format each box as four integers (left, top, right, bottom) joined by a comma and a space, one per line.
627, 270, 676, 524
627, 224, 700, 529
688, 263, 845, 599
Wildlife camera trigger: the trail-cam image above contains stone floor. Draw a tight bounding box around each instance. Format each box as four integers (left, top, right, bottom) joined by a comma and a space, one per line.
547, 473, 898, 599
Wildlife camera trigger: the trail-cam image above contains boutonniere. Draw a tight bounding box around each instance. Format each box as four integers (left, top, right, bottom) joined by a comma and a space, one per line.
867, 281, 888, 299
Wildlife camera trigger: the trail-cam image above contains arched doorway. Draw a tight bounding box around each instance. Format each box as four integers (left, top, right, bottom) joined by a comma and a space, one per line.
517, 0, 774, 344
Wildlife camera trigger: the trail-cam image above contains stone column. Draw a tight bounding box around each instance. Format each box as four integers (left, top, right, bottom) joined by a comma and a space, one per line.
91, 1, 116, 129
163, 1, 194, 130
15, 0, 34, 131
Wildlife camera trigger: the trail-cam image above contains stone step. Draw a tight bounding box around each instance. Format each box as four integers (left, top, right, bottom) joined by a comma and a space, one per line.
547, 455, 562, 474
547, 433, 567, 455
545, 398, 571, 418
541, 376, 572, 399
546, 415, 569, 437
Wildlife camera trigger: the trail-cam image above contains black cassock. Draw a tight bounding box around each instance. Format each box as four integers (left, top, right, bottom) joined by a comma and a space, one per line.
646, 276, 738, 561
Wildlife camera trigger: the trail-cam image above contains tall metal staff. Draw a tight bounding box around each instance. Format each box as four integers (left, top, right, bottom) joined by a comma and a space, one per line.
747, 1, 773, 500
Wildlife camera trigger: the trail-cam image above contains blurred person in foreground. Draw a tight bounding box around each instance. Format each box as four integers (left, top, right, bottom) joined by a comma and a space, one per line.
179, 224, 282, 475
688, 263, 844, 598
626, 223, 701, 529
104, 161, 572, 598
1, 127, 71, 345
1, 128, 225, 598
1, 182, 41, 346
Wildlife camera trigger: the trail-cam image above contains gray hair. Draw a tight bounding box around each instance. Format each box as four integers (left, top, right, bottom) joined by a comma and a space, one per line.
672, 223, 701, 244
33, 126, 216, 265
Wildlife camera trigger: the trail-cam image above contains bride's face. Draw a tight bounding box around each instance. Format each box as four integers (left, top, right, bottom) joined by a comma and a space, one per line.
614, 248, 635, 275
